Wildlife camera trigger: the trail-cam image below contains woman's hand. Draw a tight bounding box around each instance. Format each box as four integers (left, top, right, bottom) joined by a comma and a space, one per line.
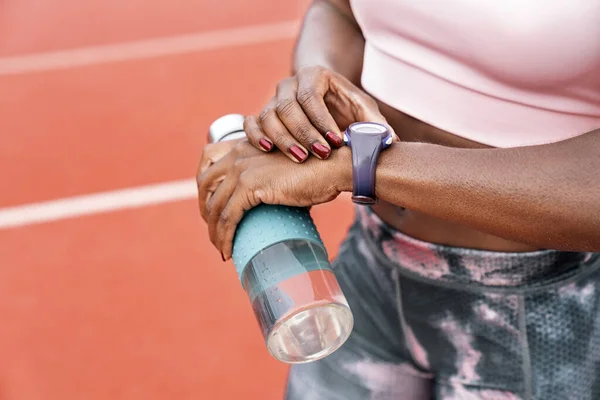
244, 65, 394, 162
196, 139, 351, 259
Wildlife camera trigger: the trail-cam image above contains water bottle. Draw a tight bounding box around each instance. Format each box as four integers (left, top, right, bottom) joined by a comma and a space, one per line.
208, 114, 354, 364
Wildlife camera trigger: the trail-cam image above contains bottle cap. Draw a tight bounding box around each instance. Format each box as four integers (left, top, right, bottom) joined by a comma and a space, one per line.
208, 114, 246, 143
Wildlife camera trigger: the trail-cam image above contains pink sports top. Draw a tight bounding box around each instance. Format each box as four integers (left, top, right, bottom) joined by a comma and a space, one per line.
350, 0, 600, 148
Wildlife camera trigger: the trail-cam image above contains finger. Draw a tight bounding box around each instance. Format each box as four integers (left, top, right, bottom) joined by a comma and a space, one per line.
206, 172, 239, 249
196, 149, 240, 220
243, 114, 273, 152
320, 69, 396, 137
197, 163, 226, 221
296, 67, 344, 148
257, 99, 309, 163
275, 78, 332, 160
197, 155, 214, 179
200, 176, 226, 220
334, 82, 398, 141
196, 139, 244, 179
358, 101, 390, 127
217, 188, 254, 259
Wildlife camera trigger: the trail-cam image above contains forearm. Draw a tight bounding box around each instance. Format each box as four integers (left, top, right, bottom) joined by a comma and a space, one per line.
350, 130, 600, 251
292, 0, 365, 85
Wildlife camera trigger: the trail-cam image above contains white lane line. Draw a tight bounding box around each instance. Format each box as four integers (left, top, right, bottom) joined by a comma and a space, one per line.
0, 179, 198, 229
0, 20, 299, 75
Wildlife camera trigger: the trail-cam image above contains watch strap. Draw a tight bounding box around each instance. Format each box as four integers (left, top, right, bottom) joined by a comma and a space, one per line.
349, 133, 383, 205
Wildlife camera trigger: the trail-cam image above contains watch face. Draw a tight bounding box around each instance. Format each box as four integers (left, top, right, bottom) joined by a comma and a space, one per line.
350, 122, 388, 134
344, 122, 393, 148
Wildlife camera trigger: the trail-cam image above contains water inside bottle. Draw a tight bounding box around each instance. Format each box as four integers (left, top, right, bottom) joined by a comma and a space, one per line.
242, 240, 354, 363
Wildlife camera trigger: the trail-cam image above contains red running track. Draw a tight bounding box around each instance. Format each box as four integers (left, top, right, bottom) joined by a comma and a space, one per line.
0, 0, 355, 399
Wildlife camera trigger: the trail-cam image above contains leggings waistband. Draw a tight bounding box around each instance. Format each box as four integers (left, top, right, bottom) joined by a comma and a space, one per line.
356, 206, 597, 288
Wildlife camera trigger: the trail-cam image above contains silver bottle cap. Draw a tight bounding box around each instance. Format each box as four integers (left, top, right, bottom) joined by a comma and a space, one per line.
208, 114, 246, 143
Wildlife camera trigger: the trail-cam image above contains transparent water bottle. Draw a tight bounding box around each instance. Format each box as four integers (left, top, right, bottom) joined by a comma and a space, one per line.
208, 114, 354, 364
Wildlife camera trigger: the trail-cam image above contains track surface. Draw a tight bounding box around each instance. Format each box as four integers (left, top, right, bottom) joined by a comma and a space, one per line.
0, 1, 355, 398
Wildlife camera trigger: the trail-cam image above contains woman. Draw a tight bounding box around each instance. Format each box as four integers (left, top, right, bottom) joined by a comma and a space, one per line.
197, 0, 600, 398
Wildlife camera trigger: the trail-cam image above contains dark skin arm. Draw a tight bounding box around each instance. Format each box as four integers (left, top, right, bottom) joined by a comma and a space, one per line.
360, 130, 600, 251
292, 0, 364, 84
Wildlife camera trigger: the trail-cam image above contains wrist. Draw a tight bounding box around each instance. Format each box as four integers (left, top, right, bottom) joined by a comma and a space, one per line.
332, 146, 353, 193
374, 142, 433, 205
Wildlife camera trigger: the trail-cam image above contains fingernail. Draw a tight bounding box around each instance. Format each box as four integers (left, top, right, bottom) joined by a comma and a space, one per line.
311, 142, 331, 159
289, 145, 307, 162
325, 131, 343, 148
221, 252, 226, 262
259, 138, 272, 151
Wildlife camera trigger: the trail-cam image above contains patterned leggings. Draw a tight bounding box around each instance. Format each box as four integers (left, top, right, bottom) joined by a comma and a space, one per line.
285, 207, 600, 400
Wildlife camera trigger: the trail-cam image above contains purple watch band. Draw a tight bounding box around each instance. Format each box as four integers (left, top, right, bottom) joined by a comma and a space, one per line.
344, 122, 393, 205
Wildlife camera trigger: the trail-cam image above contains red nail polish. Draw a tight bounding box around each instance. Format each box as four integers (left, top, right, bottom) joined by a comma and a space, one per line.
311, 142, 331, 159
325, 131, 343, 148
259, 138, 272, 151
289, 145, 307, 162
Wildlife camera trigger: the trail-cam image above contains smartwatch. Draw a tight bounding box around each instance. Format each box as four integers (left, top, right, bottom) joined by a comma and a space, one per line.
343, 122, 393, 205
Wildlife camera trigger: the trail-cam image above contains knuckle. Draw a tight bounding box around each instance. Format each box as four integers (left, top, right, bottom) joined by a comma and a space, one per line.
359, 92, 378, 108
238, 171, 252, 188
243, 116, 254, 131
195, 173, 204, 187
253, 188, 267, 204
269, 130, 287, 146
296, 88, 317, 107
202, 142, 216, 152
233, 140, 244, 151
294, 126, 312, 143
199, 149, 208, 166
233, 158, 247, 173
313, 65, 327, 76
258, 107, 276, 125
310, 115, 328, 131
233, 140, 248, 155
300, 65, 326, 76
366, 95, 378, 108
239, 172, 259, 197
218, 211, 230, 227
297, 65, 311, 74
196, 169, 208, 188
239, 172, 265, 203
242, 118, 255, 143
206, 202, 218, 222
276, 77, 294, 93
275, 98, 296, 118
199, 143, 215, 161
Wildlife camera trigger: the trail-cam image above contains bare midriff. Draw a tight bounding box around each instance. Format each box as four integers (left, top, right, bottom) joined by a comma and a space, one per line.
372, 100, 540, 253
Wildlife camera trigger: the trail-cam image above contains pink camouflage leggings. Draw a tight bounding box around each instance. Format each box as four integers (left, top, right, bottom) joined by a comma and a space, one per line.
285, 206, 600, 400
